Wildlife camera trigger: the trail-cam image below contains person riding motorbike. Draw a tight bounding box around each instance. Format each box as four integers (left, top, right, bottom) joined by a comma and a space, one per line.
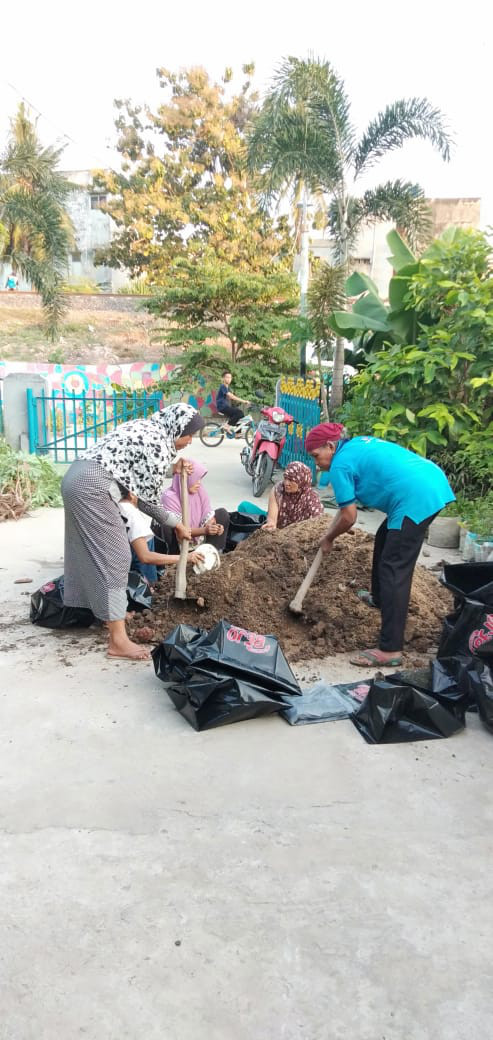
216, 371, 250, 433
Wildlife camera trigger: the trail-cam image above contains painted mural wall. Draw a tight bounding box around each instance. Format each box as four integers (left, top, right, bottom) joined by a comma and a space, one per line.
0, 360, 215, 410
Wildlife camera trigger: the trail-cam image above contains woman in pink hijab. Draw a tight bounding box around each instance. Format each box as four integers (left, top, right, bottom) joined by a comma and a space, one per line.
160, 461, 230, 552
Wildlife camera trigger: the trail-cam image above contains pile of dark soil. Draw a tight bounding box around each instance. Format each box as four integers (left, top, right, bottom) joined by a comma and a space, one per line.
128, 517, 452, 662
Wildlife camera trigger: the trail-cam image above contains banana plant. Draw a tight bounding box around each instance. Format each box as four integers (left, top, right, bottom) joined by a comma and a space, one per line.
328, 230, 421, 356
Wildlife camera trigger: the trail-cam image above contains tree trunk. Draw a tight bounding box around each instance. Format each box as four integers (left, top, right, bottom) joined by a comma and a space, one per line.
330, 189, 350, 411
315, 345, 329, 418
330, 337, 345, 410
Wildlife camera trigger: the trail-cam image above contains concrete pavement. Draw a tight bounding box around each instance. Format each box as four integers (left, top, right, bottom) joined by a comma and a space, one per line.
0, 438, 491, 1040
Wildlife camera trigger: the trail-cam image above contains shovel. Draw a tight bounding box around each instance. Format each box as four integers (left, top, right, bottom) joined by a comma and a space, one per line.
289, 548, 323, 615
174, 468, 190, 600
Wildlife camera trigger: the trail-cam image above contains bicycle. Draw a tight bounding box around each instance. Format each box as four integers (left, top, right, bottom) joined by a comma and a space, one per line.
199, 411, 256, 448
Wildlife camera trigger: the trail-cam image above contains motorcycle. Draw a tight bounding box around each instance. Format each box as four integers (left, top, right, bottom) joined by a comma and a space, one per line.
240, 404, 295, 497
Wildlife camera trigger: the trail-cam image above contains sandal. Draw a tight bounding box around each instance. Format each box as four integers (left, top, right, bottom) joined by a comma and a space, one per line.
357, 590, 379, 608
349, 648, 403, 668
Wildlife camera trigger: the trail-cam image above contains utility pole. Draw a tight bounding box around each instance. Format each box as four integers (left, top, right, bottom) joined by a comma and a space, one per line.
297, 188, 310, 379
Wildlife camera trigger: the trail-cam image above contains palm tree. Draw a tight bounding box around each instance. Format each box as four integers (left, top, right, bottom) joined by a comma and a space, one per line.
247, 56, 452, 408
0, 103, 74, 340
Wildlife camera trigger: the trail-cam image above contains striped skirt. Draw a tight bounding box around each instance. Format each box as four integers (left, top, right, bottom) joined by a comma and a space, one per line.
61, 460, 131, 621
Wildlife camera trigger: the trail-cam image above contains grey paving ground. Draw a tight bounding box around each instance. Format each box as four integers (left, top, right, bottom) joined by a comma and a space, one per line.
1, 439, 491, 1040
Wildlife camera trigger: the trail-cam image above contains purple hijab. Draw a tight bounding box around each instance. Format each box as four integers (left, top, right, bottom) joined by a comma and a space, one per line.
161, 460, 213, 527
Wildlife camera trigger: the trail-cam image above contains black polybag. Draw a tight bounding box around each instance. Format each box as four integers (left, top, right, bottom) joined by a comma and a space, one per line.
166, 669, 288, 731
30, 576, 95, 629
225, 511, 266, 552
438, 600, 493, 662
433, 564, 493, 734
351, 678, 464, 744
388, 664, 469, 723
152, 620, 301, 731
154, 620, 300, 695
438, 562, 493, 661
428, 655, 493, 734
466, 663, 493, 732
441, 562, 493, 604
126, 570, 152, 612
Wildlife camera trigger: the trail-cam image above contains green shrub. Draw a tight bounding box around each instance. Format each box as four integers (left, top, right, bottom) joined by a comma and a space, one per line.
0, 440, 62, 520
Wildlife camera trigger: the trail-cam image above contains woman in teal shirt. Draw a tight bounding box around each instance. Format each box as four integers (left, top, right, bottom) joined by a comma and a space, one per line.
305, 423, 455, 667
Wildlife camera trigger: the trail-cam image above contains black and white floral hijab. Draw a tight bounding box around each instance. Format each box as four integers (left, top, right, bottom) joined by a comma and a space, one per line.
84, 403, 198, 503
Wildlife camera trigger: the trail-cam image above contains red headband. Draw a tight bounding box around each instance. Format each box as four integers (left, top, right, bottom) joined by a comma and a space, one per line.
305, 423, 345, 452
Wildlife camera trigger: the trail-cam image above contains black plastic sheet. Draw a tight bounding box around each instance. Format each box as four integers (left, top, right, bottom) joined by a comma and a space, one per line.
126, 570, 153, 612
153, 620, 300, 730
225, 511, 266, 553
30, 576, 95, 629
351, 678, 464, 744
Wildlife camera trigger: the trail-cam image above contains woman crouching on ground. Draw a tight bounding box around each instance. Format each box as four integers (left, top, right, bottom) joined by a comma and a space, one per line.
61, 403, 204, 660
262, 461, 323, 532
160, 460, 230, 552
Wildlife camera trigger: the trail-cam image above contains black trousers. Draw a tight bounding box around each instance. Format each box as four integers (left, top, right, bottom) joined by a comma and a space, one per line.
219, 405, 244, 425
371, 513, 437, 651
162, 507, 230, 554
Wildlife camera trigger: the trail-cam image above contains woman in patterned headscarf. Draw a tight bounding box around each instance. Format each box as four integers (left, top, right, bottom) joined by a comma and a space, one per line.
61, 403, 204, 660
263, 462, 323, 532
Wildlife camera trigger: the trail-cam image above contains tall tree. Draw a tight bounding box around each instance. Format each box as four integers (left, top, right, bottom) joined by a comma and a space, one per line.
0, 103, 74, 340
247, 56, 452, 407
95, 65, 291, 281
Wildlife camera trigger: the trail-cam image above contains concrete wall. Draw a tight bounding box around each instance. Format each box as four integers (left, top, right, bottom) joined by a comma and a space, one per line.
2, 373, 47, 452
429, 197, 480, 236
0, 291, 148, 313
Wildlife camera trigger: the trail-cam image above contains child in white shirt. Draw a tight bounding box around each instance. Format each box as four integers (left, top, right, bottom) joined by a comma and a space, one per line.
118, 493, 202, 584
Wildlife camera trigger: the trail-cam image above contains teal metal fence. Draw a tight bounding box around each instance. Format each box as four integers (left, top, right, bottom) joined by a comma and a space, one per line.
26, 388, 163, 463
278, 384, 321, 477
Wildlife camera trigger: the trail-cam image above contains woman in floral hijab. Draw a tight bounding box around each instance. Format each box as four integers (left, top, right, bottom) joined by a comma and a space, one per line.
61, 403, 204, 660
263, 462, 323, 532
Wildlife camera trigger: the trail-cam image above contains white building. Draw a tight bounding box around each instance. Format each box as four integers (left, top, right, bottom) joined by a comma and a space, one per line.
308, 198, 481, 299
63, 170, 128, 292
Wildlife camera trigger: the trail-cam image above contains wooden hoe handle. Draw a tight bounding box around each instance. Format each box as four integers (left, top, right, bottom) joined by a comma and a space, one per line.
174, 468, 190, 600
289, 548, 323, 614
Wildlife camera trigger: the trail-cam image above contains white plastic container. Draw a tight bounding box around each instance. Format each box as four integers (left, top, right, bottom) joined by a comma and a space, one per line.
463, 531, 478, 561
192, 543, 221, 575
473, 539, 493, 563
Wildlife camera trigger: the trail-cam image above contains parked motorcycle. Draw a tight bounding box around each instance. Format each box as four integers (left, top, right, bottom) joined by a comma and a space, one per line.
240, 404, 295, 497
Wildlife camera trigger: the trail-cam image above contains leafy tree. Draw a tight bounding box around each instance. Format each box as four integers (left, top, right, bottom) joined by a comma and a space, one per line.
146, 252, 303, 362
338, 229, 493, 489
95, 66, 291, 281
247, 56, 451, 407
0, 103, 74, 340
156, 337, 301, 406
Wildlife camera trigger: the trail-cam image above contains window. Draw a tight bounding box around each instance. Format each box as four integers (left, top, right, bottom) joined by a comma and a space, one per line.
90, 193, 107, 210
71, 250, 82, 262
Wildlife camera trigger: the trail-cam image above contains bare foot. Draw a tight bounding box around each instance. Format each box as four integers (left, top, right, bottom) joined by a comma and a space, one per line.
108, 636, 150, 660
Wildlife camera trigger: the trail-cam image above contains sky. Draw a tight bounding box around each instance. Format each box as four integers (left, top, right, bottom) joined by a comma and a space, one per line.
2, 0, 492, 223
